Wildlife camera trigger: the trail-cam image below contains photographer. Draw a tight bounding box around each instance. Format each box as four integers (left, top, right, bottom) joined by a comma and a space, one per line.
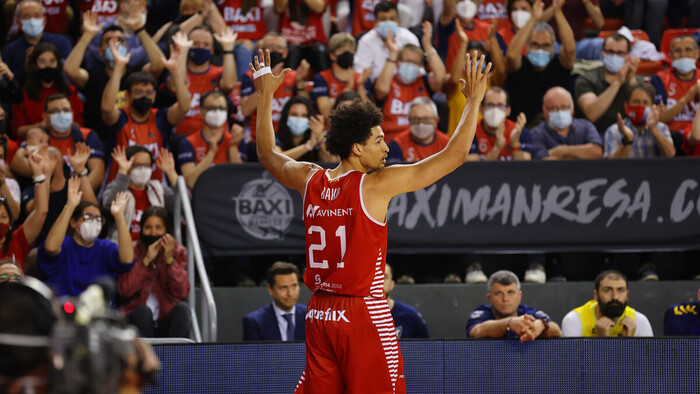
37, 180, 134, 296
118, 206, 190, 338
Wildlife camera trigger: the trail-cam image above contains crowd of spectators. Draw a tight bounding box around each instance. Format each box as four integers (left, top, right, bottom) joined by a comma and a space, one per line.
0, 0, 698, 340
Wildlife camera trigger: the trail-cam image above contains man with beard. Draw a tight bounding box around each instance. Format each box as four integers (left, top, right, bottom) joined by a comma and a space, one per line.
561, 270, 653, 337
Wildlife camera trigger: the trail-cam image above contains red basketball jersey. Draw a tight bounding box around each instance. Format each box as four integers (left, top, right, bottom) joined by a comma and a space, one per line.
655, 68, 700, 131
246, 69, 297, 141
392, 128, 450, 162
443, 18, 490, 72
78, 0, 119, 29
176, 66, 223, 136
218, 0, 267, 40
381, 76, 431, 142
303, 170, 387, 298
351, 0, 396, 36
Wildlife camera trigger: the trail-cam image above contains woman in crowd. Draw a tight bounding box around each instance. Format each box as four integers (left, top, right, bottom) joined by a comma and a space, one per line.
118, 206, 190, 338
277, 96, 333, 162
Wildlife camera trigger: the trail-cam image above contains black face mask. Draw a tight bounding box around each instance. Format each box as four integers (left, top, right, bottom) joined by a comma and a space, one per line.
131, 97, 153, 115
141, 234, 162, 248
269, 51, 285, 68
36, 67, 58, 83
336, 52, 354, 69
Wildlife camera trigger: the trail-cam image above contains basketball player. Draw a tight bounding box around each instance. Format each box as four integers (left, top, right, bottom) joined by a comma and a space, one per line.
251, 49, 491, 393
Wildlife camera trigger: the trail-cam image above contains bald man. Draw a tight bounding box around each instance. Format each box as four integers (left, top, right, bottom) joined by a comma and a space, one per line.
529, 87, 603, 160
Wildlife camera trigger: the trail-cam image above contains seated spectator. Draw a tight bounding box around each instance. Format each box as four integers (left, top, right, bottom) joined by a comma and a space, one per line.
561, 270, 653, 337
118, 206, 190, 338
311, 33, 372, 118
63, 12, 165, 137
102, 45, 189, 183
354, 1, 420, 83
604, 83, 675, 158
177, 91, 244, 187
272, 96, 332, 162
436, 0, 490, 73
0, 150, 49, 272
103, 146, 176, 241
468, 87, 532, 161
663, 288, 700, 336
10, 43, 84, 140
495, 0, 533, 54
242, 261, 307, 341
1, 0, 73, 85
274, 0, 330, 72
239, 32, 309, 142
682, 93, 700, 156
37, 186, 134, 296
531, 87, 603, 160
466, 270, 562, 341
651, 35, 700, 141
574, 33, 644, 134
12, 94, 105, 190
505, 1, 575, 128
0, 259, 23, 283
172, 26, 237, 136
388, 97, 450, 162
384, 263, 430, 338
374, 27, 446, 142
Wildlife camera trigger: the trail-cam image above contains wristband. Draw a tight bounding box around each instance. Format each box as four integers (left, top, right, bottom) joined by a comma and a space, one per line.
387, 58, 397, 63
133, 26, 145, 35
32, 174, 46, 184
253, 66, 271, 79
621, 136, 633, 145
75, 168, 89, 177
222, 50, 234, 55
424, 48, 437, 58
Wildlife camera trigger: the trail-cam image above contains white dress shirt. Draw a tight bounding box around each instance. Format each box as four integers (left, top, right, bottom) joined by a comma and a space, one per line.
272, 302, 297, 341
353, 27, 420, 82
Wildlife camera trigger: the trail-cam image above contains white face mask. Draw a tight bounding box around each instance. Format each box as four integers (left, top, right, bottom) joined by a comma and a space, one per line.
130, 167, 152, 186
511, 10, 532, 29
410, 123, 435, 141
483, 108, 507, 128
204, 109, 227, 127
80, 220, 102, 242
455, 0, 477, 21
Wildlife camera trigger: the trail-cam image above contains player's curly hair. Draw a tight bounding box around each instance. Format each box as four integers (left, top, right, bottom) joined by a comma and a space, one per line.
325, 100, 383, 160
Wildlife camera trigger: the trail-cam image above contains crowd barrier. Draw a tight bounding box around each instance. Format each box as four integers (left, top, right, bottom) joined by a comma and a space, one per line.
144, 338, 700, 393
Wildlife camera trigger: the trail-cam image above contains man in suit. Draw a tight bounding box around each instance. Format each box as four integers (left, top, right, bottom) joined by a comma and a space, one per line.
243, 261, 307, 341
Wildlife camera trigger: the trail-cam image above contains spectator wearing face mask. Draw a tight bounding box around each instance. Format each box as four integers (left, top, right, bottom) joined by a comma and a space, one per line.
387, 97, 450, 162
38, 186, 134, 297
495, 0, 533, 54
530, 86, 603, 160
354, 1, 419, 83
374, 27, 446, 142
505, 0, 575, 128
311, 33, 372, 119
468, 87, 533, 161
436, 0, 491, 73
604, 83, 675, 159
103, 145, 176, 241
177, 91, 244, 188
10, 43, 84, 141
239, 32, 309, 142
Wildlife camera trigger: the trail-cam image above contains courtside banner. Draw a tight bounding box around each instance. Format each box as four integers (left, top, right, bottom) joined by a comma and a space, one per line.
192, 158, 700, 255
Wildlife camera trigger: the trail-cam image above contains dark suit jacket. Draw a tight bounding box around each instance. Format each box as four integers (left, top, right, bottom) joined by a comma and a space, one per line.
242, 303, 307, 341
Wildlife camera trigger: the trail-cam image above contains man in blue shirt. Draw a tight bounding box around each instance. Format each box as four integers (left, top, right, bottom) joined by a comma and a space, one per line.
664, 288, 700, 336
384, 263, 430, 339
466, 270, 562, 342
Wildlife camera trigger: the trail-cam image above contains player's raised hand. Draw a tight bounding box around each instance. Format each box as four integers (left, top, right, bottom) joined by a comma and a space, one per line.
250, 49, 291, 97
460, 50, 492, 102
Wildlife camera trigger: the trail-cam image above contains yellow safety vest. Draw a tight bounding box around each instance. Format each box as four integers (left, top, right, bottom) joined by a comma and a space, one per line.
574, 299, 637, 337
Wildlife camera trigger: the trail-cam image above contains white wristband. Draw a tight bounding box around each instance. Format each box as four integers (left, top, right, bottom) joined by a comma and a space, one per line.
253, 66, 271, 80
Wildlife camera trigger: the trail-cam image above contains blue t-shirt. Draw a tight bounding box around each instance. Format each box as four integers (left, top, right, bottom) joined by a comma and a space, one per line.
664, 301, 700, 336
529, 118, 603, 160
466, 304, 552, 339
37, 236, 134, 296
1, 32, 73, 85
391, 300, 430, 339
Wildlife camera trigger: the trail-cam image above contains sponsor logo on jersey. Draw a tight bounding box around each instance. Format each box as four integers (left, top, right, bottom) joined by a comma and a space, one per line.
233, 172, 294, 240
674, 304, 697, 315
305, 307, 350, 323
305, 204, 353, 219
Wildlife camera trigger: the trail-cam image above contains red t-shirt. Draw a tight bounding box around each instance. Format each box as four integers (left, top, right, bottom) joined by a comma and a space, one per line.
655, 68, 700, 131
11, 85, 84, 139
443, 18, 491, 73
1, 225, 31, 272
184, 130, 233, 165
218, 0, 267, 40
130, 187, 148, 240
472, 119, 521, 160
476, 0, 512, 30
380, 76, 432, 142
242, 69, 297, 141
176, 66, 224, 136
279, 0, 328, 45
391, 128, 450, 162
303, 170, 387, 298
78, 0, 119, 30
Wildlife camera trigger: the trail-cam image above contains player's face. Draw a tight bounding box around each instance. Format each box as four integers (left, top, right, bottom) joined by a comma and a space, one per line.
594, 277, 628, 318
487, 282, 522, 318
360, 126, 389, 170
268, 273, 300, 312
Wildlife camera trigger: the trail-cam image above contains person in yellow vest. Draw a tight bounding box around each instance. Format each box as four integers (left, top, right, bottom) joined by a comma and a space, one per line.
561, 270, 653, 337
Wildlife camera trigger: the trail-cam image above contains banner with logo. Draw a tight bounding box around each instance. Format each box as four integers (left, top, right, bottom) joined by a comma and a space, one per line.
192, 159, 700, 256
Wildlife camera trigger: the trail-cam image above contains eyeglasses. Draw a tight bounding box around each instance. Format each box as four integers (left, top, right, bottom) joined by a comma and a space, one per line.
482, 103, 507, 110
408, 116, 435, 125
602, 48, 628, 57
545, 104, 572, 112
0, 273, 21, 282
82, 213, 105, 223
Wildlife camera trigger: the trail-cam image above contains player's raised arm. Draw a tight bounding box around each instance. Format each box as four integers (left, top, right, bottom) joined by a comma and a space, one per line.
369, 51, 491, 197
252, 49, 322, 193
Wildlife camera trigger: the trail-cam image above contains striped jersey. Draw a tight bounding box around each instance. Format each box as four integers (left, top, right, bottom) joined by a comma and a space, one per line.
302, 170, 387, 298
